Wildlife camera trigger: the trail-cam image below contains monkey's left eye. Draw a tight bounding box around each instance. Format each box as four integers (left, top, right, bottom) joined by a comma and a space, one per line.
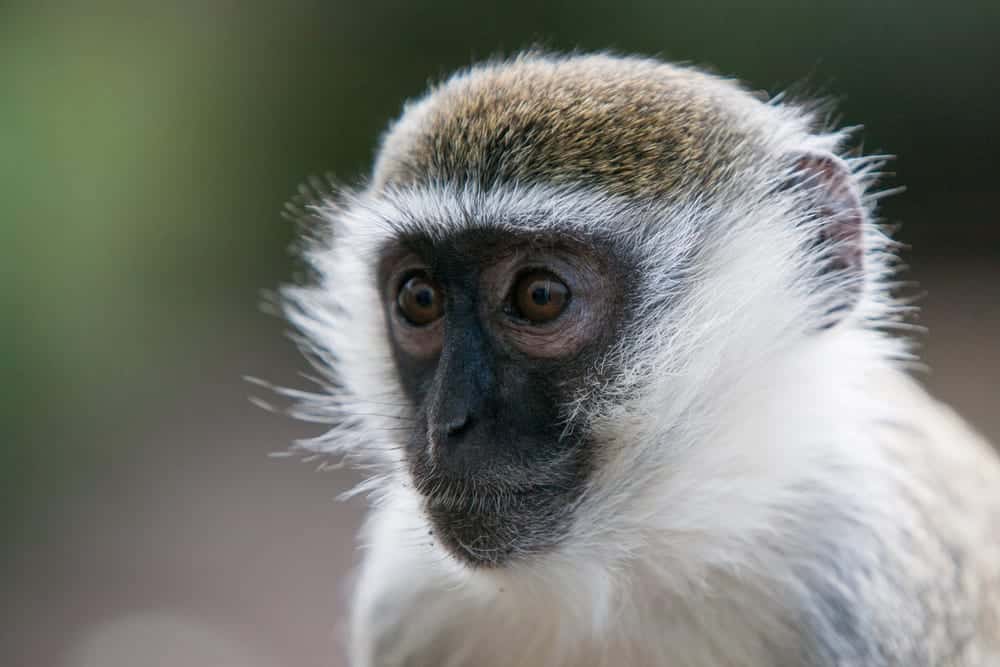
511, 270, 570, 323
397, 274, 444, 325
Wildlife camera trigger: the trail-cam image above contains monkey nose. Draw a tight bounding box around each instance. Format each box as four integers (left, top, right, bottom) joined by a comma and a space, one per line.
444, 414, 472, 439
427, 413, 474, 463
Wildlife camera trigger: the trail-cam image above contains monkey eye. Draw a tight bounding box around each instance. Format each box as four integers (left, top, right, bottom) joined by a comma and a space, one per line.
397, 273, 444, 326
511, 270, 570, 323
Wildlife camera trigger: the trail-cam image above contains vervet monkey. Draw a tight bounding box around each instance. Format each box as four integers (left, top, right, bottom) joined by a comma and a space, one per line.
276, 52, 1000, 666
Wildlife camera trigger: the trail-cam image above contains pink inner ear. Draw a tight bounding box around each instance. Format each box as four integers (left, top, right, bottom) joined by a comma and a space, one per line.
790, 152, 864, 273
785, 151, 866, 326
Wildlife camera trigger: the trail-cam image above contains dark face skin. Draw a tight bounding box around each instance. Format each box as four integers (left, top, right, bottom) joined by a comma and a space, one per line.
378, 228, 628, 567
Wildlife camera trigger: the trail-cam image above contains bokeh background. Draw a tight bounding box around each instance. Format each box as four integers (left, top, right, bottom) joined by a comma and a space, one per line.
3, 2, 998, 665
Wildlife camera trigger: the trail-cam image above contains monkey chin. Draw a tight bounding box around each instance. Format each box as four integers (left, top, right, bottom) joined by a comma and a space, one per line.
423, 496, 572, 568
408, 437, 594, 568
416, 477, 580, 569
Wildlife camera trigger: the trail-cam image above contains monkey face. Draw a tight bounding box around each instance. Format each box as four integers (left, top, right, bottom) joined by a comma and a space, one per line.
283, 164, 867, 573
377, 228, 630, 567
281, 54, 874, 576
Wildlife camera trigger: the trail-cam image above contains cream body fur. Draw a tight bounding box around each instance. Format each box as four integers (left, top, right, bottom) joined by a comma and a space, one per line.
278, 53, 1000, 666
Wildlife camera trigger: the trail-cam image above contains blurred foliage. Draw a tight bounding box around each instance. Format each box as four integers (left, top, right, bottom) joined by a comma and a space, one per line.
2, 0, 998, 544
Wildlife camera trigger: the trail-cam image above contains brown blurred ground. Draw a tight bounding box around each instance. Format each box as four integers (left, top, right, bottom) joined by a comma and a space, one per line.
3, 259, 998, 667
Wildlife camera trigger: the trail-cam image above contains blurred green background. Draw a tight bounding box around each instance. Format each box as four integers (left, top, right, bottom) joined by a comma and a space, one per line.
3, 2, 998, 666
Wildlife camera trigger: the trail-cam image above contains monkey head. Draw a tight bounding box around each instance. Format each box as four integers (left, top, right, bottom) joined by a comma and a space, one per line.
280, 53, 893, 577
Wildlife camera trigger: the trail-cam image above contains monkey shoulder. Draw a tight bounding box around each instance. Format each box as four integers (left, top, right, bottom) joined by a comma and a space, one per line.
797, 371, 1000, 666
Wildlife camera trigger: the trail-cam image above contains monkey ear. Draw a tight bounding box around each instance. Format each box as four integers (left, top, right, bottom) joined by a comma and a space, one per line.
783, 151, 865, 327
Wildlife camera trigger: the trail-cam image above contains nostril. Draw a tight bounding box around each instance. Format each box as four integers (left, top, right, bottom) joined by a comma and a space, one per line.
445, 414, 472, 438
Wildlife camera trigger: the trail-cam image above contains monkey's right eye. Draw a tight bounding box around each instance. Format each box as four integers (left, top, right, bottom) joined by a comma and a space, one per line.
397, 274, 444, 326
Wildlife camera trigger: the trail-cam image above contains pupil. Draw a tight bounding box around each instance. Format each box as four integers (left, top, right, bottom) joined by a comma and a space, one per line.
531, 285, 549, 305
415, 288, 433, 308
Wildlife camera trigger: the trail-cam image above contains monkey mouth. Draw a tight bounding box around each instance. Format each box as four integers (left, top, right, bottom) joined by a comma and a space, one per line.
407, 444, 592, 566
417, 479, 577, 567
424, 495, 571, 568
414, 475, 547, 507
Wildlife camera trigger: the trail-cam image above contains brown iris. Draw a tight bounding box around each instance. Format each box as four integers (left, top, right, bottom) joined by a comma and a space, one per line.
397, 274, 444, 325
512, 270, 569, 323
